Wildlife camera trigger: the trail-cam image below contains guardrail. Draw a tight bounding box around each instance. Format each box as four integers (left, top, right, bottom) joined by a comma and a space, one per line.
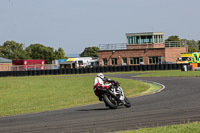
165, 41, 187, 47
0, 63, 189, 77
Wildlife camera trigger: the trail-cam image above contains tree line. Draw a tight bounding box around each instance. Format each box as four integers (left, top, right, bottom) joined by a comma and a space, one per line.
0, 41, 67, 64
80, 36, 200, 56
0, 36, 199, 64
165, 35, 200, 53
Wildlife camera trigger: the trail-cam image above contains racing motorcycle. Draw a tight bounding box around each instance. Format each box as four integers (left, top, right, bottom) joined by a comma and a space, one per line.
101, 79, 131, 109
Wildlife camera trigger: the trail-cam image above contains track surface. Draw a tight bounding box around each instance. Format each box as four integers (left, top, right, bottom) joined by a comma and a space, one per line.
1, 74, 200, 133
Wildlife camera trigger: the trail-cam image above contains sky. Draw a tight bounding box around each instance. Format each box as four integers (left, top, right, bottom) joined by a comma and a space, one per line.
0, 0, 200, 55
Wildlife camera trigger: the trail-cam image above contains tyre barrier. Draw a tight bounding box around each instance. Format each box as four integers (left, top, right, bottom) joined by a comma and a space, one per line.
100, 66, 104, 73
0, 63, 191, 77
104, 66, 108, 72
96, 67, 100, 73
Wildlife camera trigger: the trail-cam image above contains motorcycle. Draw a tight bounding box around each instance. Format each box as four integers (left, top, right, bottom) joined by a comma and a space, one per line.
101, 79, 131, 109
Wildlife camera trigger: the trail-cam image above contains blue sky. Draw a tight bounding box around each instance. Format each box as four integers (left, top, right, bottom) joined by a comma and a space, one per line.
0, 0, 200, 54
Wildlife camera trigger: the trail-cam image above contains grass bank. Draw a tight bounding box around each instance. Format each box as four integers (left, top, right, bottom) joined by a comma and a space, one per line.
0, 75, 155, 117
118, 122, 200, 133
135, 70, 200, 77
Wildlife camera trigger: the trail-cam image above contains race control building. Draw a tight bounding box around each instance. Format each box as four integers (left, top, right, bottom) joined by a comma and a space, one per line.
98, 32, 188, 66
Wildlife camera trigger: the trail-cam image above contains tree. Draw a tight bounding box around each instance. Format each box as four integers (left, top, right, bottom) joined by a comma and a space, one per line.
80, 47, 99, 57
0, 45, 3, 55
0, 41, 26, 59
166, 36, 199, 52
26, 44, 55, 64
186, 40, 199, 53
54, 47, 67, 59
165, 35, 180, 42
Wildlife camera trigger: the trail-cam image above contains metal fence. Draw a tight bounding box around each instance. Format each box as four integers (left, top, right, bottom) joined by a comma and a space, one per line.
99, 43, 127, 50
0, 56, 189, 72
165, 41, 187, 47
0, 64, 59, 71
99, 41, 187, 51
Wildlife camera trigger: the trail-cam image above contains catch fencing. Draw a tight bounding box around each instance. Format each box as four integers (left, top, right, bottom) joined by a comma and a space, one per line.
0, 63, 189, 77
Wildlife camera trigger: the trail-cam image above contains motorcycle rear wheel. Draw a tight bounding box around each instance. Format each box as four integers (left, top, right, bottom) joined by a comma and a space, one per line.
103, 94, 118, 109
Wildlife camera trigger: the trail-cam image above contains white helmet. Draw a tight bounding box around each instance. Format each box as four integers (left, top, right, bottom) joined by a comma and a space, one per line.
97, 73, 104, 79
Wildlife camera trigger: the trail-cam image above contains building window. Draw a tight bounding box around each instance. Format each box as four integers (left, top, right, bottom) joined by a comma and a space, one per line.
130, 57, 143, 64
141, 36, 146, 44
147, 36, 152, 43
111, 58, 117, 65
103, 58, 107, 66
149, 56, 162, 64
128, 36, 133, 44
154, 35, 157, 43
122, 57, 127, 65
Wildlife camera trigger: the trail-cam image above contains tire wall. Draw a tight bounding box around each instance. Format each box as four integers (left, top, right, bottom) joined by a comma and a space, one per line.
0, 63, 190, 77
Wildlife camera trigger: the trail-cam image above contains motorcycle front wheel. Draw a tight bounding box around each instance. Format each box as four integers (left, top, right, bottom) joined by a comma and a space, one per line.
103, 94, 118, 109
124, 97, 131, 108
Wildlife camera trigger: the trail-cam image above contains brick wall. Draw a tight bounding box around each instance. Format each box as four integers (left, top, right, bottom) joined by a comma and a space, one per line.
98, 48, 166, 66
98, 47, 187, 66
0, 63, 12, 71
164, 47, 188, 63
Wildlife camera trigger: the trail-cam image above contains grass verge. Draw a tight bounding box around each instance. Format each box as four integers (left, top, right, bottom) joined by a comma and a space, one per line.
135, 70, 200, 77
117, 122, 200, 133
0, 75, 156, 117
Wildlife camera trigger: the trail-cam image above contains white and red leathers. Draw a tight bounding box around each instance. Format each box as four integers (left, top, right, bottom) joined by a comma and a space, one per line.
93, 76, 111, 98
93, 73, 125, 101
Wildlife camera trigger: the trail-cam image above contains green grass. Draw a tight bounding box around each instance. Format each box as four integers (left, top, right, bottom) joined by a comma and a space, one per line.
117, 122, 200, 133
134, 70, 200, 77
0, 75, 153, 117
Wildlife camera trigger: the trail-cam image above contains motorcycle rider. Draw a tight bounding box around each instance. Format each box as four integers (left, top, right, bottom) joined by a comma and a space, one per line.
93, 73, 125, 102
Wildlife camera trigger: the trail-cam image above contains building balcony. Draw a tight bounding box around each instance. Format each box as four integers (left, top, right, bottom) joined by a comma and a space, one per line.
99, 41, 187, 51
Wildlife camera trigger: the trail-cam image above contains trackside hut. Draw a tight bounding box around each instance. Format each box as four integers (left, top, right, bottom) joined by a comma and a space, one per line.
60, 57, 93, 68
60, 58, 77, 69
12, 60, 45, 70
98, 32, 188, 66
0, 57, 12, 71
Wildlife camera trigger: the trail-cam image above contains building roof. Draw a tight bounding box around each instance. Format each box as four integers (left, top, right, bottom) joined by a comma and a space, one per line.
67, 58, 77, 62
126, 32, 164, 36
0, 57, 12, 63
60, 61, 74, 65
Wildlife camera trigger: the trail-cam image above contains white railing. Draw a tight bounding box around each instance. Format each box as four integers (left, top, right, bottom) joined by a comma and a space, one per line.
0, 64, 60, 71
164, 41, 187, 47
99, 41, 187, 50
99, 43, 127, 51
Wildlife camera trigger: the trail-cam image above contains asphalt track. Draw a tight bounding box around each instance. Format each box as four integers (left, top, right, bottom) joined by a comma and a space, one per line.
1, 73, 200, 133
